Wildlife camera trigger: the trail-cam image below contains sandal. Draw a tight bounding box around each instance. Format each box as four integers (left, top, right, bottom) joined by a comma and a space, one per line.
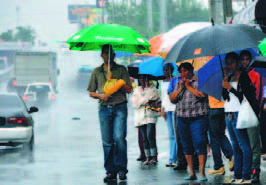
184, 175, 197, 180
227, 179, 241, 184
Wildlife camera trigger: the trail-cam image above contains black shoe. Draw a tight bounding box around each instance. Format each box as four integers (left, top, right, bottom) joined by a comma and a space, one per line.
119, 172, 127, 180
103, 174, 117, 183
251, 169, 260, 183
136, 155, 146, 161
173, 164, 187, 170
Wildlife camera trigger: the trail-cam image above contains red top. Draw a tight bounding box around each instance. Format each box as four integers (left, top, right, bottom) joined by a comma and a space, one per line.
248, 69, 264, 107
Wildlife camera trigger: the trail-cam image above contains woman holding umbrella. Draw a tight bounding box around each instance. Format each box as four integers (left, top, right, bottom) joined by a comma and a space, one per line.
222, 52, 260, 184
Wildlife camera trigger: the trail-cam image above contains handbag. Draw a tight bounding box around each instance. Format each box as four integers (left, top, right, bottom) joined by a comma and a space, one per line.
236, 95, 259, 129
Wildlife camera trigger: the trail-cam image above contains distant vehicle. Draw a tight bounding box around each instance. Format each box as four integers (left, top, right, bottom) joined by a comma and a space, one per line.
76, 65, 93, 88
23, 82, 56, 106
10, 51, 59, 94
0, 93, 38, 151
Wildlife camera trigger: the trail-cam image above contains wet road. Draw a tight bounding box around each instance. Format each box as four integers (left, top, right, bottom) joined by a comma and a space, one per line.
0, 53, 266, 185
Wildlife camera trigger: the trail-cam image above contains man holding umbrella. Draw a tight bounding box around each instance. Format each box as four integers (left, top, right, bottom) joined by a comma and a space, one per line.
87, 44, 132, 182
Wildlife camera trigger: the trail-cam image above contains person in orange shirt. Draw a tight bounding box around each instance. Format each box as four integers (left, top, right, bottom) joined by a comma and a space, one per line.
240, 50, 264, 183
207, 96, 234, 175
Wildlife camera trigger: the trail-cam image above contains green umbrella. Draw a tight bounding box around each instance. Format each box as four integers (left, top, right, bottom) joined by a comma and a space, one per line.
258, 37, 266, 56
66, 24, 151, 54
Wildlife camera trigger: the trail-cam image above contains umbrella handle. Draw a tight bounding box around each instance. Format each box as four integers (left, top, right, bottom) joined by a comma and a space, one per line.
219, 55, 224, 78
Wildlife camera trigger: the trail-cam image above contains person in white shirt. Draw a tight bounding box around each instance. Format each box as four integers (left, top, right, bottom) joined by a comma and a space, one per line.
132, 74, 160, 165
161, 63, 178, 167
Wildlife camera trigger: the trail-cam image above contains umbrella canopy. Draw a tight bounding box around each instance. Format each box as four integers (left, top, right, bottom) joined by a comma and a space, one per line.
127, 57, 177, 80
258, 37, 266, 56
67, 24, 151, 53
198, 48, 260, 100
128, 56, 165, 80
165, 24, 265, 63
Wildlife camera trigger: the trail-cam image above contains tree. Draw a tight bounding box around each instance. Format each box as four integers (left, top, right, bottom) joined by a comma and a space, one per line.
105, 0, 209, 39
14, 26, 36, 44
0, 30, 14, 41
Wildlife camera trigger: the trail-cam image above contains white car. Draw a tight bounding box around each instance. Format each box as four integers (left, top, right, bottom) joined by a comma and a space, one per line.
0, 93, 38, 151
24, 83, 56, 106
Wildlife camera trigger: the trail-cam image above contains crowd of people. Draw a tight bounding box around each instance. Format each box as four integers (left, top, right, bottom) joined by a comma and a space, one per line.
87, 44, 266, 184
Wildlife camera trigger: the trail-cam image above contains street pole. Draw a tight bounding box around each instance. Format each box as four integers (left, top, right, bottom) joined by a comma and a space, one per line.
160, 0, 167, 33
209, 0, 224, 24
147, 0, 153, 38
223, 0, 233, 23
16, 6, 20, 27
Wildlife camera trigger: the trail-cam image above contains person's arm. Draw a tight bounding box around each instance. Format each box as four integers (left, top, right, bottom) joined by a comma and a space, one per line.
120, 66, 132, 93
185, 79, 206, 98
87, 69, 110, 101
131, 87, 149, 108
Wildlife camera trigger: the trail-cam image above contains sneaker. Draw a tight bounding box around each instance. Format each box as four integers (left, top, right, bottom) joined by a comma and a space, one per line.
251, 169, 260, 183
103, 174, 117, 183
229, 156, 234, 171
207, 167, 225, 175
118, 172, 127, 180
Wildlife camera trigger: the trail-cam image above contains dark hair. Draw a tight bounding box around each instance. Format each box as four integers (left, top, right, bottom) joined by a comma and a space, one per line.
101, 44, 114, 55
225, 52, 240, 64
240, 50, 252, 60
163, 63, 174, 73
178, 62, 194, 73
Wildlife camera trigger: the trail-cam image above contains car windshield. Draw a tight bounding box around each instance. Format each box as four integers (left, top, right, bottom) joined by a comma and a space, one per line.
79, 66, 92, 73
28, 85, 51, 93
0, 95, 22, 108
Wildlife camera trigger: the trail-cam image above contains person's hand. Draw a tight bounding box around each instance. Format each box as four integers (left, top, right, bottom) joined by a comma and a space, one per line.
264, 104, 266, 111
222, 79, 231, 90
184, 79, 191, 88
161, 109, 166, 119
179, 79, 186, 89
98, 94, 110, 101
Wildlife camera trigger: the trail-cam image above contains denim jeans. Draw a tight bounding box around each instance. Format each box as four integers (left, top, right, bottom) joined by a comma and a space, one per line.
225, 112, 252, 180
140, 123, 157, 157
208, 108, 233, 170
99, 102, 128, 175
165, 111, 177, 163
177, 116, 209, 155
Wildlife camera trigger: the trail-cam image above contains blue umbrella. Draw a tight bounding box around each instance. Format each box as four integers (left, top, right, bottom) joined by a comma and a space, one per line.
115, 51, 133, 58
127, 56, 178, 80
198, 48, 260, 100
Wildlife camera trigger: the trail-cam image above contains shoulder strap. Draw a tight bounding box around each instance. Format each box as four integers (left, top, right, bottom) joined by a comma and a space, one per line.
258, 75, 263, 108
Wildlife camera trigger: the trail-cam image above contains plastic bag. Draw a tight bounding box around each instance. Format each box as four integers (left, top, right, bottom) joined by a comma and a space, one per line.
103, 79, 126, 96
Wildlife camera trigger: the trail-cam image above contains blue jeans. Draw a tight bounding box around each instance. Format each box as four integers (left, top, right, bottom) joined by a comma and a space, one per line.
165, 111, 177, 163
140, 123, 157, 157
225, 112, 252, 180
177, 116, 209, 155
99, 103, 128, 175
208, 108, 233, 170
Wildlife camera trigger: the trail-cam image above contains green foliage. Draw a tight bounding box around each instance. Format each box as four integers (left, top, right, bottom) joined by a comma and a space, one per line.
0, 26, 36, 44
0, 30, 14, 41
105, 0, 209, 39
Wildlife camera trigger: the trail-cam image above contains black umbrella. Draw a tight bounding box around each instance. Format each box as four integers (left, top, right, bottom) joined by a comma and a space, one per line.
165, 23, 266, 63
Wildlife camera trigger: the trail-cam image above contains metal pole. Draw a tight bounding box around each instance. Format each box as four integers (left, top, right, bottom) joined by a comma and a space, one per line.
160, 0, 167, 33
147, 0, 153, 38
16, 6, 20, 27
